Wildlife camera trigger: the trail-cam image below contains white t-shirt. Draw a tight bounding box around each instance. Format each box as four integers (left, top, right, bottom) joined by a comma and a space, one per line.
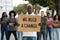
23, 12, 37, 37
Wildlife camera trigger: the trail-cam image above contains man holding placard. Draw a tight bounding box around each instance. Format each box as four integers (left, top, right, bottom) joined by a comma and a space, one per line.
22, 4, 37, 40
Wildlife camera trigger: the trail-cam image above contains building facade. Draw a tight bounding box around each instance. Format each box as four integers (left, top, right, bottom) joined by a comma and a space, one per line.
0, 0, 13, 18
2, 0, 13, 15
0, 0, 2, 18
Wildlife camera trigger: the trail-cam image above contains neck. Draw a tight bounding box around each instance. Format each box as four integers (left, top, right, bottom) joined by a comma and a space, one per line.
2, 16, 6, 18
48, 17, 50, 18
28, 12, 32, 14
11, 16, 14, 18
56, 19, 58, 20
41, 16, 44, 17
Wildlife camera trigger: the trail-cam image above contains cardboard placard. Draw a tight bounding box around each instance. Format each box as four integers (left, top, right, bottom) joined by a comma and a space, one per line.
17, 14, 41, 32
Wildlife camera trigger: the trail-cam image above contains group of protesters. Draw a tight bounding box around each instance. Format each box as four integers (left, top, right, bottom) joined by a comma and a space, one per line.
0, 3, 60, 40
0, 11, 19, 40
37, 11, 60, 40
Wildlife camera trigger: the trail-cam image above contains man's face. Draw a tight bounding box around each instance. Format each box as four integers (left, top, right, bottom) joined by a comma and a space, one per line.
47, 14, 50, 18
27, 6, 32, 14
41, 11, 44, 17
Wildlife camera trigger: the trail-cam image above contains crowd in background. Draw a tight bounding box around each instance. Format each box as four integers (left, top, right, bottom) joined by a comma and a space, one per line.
0, 3, 60, 40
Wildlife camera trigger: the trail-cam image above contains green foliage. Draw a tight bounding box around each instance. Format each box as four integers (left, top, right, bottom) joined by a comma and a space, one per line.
46, 0, 56, 10
28, 0, 38, 5
14, 4, 27, 14
28, 0, 56, 10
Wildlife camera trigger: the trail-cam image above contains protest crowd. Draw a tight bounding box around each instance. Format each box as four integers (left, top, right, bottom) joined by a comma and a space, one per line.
0, 4, 60, 40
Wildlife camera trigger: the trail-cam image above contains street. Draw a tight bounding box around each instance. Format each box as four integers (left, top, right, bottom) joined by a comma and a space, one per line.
0, 30, 51, 40
0, 30, 15, 40
0, 25, 60, 40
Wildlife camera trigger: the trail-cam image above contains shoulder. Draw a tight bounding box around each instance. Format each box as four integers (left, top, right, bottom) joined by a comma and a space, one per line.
44, 16, 47, 19
14, 18, 17, 21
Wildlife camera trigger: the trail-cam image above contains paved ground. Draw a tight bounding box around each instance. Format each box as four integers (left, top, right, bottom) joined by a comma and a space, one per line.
0, 30, 51, 40
0, 31, 15, 40
0, 24, 60, 40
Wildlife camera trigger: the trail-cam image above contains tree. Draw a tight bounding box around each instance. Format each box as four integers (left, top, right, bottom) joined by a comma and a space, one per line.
46, 0, 56, 17
56, 0, 60, 16
28, 0, 56, 17
14, 4, 27, 14
28, 0, 53, 7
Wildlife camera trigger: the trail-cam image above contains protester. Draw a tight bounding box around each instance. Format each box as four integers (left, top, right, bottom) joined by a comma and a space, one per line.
0, 12, 8, 40
38, 11, 47, 40
46, 12, 53, 40
53, 14, 60, 40
23, 4, 37, 40
7, 10, 18, 40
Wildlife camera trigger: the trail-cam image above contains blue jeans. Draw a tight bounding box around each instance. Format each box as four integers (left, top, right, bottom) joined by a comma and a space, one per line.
1, 24, 8, 40
23, 36, 37, 40
17, 32, 23, 40
46, 27, 52, 40
53, 28, 59, 40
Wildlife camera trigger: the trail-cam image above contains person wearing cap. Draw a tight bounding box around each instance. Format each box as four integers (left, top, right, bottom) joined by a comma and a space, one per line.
23, 4, 37, 40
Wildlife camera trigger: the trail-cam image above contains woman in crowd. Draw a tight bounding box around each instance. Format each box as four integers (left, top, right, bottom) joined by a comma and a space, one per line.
46, 12, 53, 40
53, 14, 60, 40
7, 10, 18, 40
0, 12, 8, 40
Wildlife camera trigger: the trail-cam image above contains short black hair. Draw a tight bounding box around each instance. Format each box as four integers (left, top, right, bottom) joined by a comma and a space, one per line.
47, 12, 50, 16
9, 10, 16, 17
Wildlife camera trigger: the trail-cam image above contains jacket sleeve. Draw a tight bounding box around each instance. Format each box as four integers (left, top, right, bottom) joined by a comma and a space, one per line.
14, 18, 18, 26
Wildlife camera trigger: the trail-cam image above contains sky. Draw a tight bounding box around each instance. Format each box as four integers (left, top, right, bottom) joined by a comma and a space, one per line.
13, 0, 29, 6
